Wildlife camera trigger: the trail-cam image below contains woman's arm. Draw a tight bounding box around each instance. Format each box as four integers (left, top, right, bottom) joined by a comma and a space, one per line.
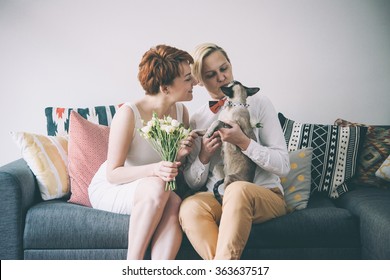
176, 105, 198, 163
105, 105, 180, 185
182, 115, 222, 190
183, 137, 210, 190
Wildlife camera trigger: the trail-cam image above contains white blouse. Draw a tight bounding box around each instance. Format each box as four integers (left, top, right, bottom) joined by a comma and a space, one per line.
183, 94, 290, 195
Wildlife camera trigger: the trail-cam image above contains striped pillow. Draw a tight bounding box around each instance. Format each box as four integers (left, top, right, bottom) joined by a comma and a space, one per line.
279, 113, 367, 198
12, 132, 69, 200
45, 105, 120, 136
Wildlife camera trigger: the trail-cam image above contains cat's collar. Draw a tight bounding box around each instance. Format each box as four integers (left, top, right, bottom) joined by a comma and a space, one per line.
224, 100, 249, 108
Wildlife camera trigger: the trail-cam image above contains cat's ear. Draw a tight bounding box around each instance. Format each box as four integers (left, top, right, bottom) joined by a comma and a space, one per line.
245, 87, 260, 96
221, 86, 234, 98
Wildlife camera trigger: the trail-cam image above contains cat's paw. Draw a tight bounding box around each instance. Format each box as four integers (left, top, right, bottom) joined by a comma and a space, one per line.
205, 128, 216, 138
192, 129, 207, 137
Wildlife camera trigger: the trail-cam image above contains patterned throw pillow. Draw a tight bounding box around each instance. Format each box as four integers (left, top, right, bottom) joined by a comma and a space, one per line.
335, 119, 390, 189
11, 132, 69, 200
279, 113, 367, 198
68, 111, 110, 207
45, 105, 121, 136
376, 155, 390, 182
281, 147, 313, 212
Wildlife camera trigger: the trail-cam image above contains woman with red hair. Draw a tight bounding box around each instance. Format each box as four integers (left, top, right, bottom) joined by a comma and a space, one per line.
89, 45, 197, 260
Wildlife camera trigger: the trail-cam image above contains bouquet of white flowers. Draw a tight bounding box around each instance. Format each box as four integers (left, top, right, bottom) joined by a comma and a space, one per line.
138, 112, 190, 191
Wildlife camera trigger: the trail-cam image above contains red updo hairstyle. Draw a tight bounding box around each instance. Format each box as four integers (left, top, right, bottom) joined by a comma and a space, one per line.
138, 45, 194, 95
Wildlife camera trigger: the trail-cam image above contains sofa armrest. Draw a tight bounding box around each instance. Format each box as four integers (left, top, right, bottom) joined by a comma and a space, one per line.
0, 159, 40, 259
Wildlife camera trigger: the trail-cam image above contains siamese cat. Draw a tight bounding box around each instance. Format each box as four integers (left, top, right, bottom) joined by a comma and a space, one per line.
205, 80, 260, 203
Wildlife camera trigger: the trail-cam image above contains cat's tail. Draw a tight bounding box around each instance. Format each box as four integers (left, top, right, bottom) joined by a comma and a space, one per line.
213, 179, 224, 205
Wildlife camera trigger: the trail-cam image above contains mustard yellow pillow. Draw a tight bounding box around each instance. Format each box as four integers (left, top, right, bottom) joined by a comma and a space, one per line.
12, 132, 69, 200
281, 147, 313, 212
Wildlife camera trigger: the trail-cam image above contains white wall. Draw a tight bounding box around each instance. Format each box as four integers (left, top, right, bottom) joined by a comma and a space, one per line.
1, 0, 389, 166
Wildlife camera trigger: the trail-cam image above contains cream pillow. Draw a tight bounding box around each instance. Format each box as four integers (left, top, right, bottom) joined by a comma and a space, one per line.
12, 132, 69, 200
375, 155, 390, 182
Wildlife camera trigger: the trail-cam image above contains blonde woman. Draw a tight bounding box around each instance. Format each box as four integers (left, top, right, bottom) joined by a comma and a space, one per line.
180, 43, 289, 260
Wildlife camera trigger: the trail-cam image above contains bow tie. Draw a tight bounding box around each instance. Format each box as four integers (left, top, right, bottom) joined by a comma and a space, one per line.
209, 97, 227, 114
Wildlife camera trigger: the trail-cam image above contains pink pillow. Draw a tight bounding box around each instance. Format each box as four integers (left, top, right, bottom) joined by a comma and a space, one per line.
67, 111, 110, 207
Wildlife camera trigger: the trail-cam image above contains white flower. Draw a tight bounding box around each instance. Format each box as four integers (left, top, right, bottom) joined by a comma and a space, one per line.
137, 111, 191, 191
164, 125, 175, 134
171, 119, 180, 128
141, 125, 151, 134
182, 128, 190, 136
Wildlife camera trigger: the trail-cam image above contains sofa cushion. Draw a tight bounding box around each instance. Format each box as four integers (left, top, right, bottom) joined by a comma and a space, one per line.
248, 194, 360, 250
336, 186, 390, 259
23, 200, 200, 260
45, 105, 121, 136
67, 111, 110, 207
279, 113, 367, 198
24, 200, 129, 250
11, 132, 69, 200
24, 249, 127, 260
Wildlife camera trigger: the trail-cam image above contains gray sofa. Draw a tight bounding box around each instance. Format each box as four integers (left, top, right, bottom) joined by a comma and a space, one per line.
1, 158, 389, 260
1, 109, 389, 260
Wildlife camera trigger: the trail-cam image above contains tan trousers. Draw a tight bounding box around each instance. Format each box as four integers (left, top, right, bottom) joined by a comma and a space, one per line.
179, 181, 287, 260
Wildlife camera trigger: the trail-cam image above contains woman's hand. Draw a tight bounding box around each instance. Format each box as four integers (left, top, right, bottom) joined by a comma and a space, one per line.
199, 131, 222, 164
176, 131, 198, 162
153, 161, 182, 182
218, 120, 251, 150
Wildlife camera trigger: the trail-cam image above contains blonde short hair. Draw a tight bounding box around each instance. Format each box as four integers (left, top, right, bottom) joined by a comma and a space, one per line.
191, 43, 230, 85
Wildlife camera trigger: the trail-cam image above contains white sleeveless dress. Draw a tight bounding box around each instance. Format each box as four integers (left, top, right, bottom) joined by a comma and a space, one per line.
88, 102, 184, 215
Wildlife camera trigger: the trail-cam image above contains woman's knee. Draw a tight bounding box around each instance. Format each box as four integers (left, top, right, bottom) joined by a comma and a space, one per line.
179, 195, 209, 226
224, 181, 252, 198
223, 182, 261, 209
166, 192, 182, 214
135, 177, 170, 206
179, 196, 199, 218
179, 193, 220, 224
